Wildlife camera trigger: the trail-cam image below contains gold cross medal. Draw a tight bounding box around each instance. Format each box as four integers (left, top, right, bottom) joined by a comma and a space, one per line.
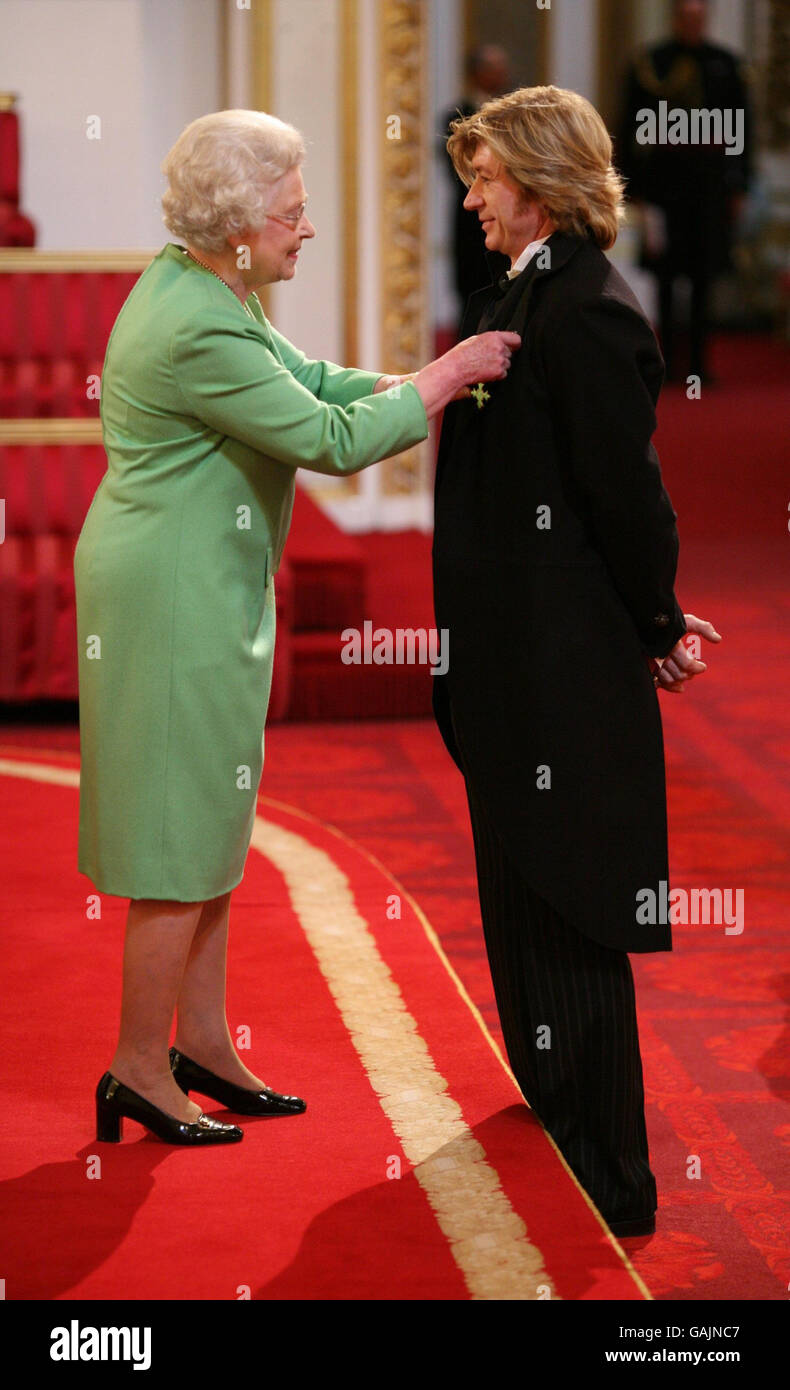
470, 382, 490, 409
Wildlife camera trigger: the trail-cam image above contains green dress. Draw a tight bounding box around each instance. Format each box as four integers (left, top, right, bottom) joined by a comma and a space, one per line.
74, 242, 428, 901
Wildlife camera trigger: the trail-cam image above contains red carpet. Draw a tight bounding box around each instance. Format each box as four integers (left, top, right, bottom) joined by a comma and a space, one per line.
0, 756, 646, 1301
0, 332, 787, 1300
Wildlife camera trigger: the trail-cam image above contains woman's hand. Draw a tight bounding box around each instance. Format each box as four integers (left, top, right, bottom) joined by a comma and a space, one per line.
650, 614, 723, 693
446, 330, 522, 386
411, 331, 521, 420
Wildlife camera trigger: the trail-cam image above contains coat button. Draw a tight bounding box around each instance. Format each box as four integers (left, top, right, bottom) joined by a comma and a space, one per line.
654, 613, 670, 627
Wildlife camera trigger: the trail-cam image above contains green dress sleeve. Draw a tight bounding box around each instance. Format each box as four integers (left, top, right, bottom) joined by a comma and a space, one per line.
247, 296, 384, 407
169, 302, 428, 477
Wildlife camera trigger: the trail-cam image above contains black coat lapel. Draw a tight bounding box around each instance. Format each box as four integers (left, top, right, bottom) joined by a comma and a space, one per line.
475, 255, 540, 334
434, 233, 589, 498
475, 232, 587, 336
455, 248, 508, 340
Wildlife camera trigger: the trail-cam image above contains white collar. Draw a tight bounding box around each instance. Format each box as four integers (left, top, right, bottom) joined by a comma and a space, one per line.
507, 235, 551, 279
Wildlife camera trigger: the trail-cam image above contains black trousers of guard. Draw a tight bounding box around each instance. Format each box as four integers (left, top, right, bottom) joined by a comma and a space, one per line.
464, 780, 658, 1225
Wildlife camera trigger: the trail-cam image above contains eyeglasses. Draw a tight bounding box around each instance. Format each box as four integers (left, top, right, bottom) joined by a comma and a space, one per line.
265, 201, 309, 228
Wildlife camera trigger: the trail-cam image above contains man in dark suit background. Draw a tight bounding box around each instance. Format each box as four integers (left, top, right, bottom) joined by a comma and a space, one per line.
617, 0, 752, 382
432, 84, 722, 1238
439, 45, 513, 321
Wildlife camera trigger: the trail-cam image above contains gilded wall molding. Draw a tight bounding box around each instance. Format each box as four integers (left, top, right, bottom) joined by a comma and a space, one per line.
250, 0, 273, 319
342, 0, 360, 370
0, 250, 156, 272
378, 0, 430, 499
329, 0, 361, 501
0, 419, 102, 444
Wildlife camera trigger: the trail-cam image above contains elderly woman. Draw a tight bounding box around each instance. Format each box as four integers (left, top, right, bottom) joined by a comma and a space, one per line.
77, 109, 518, 1146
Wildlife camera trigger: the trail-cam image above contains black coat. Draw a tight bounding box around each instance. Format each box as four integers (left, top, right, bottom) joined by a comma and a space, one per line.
432, 231, 687, 953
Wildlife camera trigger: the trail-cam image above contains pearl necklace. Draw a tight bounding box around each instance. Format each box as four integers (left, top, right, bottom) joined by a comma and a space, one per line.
181, 246, 256, 320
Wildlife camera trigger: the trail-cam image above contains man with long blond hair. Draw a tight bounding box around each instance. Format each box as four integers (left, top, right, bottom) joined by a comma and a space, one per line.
431, 86, 721, 1238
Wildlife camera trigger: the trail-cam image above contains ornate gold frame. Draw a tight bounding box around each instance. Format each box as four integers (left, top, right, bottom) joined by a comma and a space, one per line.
341, 0, 359, 371
249, 0, 273, 319
378, 0, 430, 498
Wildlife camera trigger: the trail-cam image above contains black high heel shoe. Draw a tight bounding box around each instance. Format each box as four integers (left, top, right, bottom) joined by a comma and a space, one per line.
169, 1047, 307, 1117
95, 1071, 244, 1145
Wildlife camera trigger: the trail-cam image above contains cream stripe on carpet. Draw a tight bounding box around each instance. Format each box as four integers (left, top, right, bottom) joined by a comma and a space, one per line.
0, 756, 556, 1298
251, 815, 554, 1299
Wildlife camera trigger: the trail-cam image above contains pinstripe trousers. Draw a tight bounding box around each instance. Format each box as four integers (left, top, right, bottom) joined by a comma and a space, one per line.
464, 780, 658, 1224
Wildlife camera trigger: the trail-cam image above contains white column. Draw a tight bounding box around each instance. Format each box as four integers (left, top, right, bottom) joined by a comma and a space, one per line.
547, 0, 597, 100
225, 0, 252, 106
268, 0, 343, 365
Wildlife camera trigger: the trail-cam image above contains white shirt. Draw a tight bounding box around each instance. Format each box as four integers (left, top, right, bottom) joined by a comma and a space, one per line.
507, 235, 551, 279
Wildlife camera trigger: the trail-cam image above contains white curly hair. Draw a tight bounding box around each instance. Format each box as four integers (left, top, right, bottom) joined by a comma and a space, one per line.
161, 109, 306, 252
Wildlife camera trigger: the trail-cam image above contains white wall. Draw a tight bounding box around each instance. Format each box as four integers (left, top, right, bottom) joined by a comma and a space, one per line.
548, 0, 597, 102
268, 0, 343, 365
1, 0, 220, 248
138, 0, 222, 248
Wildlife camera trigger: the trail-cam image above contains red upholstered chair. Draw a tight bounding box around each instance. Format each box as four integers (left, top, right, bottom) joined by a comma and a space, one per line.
0, 443, 293, 717
0, 270, 139, 416
0, 444, 105, 700
0, 234, 293, 712
0, 201, 35, 248
267, 555, 292, 722
0, 101, 36, 248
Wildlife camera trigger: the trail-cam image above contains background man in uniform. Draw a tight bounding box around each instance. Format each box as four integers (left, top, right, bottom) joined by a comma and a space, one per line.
617, 0, 752, 382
